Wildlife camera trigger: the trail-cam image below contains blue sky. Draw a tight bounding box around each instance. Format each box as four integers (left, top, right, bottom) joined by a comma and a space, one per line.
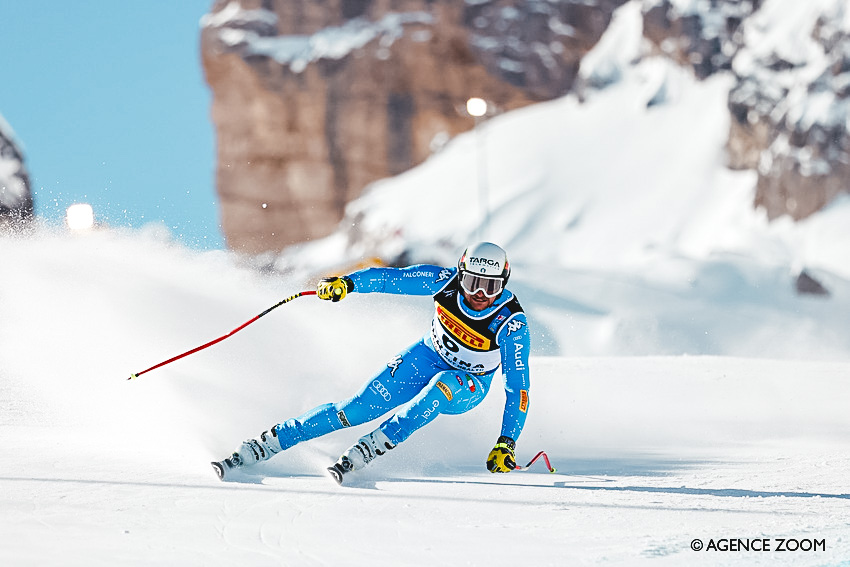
0, 1, 222, 249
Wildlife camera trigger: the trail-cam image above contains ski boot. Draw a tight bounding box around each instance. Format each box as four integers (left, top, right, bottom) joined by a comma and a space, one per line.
212, 428, 282, 481
327, 429, 395, 485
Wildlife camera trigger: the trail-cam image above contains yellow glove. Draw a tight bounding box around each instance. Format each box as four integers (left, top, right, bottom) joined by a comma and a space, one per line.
486, 436, 517, 473
317, 276, 353, 302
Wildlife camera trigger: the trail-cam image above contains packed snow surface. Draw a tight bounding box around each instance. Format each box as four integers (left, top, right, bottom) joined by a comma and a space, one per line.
1, 228, 848, 566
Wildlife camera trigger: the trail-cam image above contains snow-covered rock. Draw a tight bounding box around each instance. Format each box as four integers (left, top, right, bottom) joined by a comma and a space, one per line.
200, 0, 626, 253
0, 113, 32, 231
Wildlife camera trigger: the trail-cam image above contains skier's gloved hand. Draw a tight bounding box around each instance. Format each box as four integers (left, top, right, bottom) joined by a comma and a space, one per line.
317, 276, 354, 302
486, 435, 516, 473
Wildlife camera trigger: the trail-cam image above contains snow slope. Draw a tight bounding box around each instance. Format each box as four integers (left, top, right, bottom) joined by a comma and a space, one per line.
1, 228, 848, 567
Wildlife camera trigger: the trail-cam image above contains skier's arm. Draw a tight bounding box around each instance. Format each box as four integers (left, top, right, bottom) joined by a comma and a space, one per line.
497, 312, 531, 441
486, 313, 530, 473
345, 265, 454, 296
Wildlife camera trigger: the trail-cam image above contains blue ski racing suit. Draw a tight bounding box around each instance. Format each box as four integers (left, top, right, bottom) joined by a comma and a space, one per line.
272, 265, 531, 459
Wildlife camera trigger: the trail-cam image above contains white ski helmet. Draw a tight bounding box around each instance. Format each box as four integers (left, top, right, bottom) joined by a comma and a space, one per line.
457, 242, 510, 297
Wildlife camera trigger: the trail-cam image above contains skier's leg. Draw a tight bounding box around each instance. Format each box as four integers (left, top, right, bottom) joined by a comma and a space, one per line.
273, 340, 442, 446
328, 370, 494, 482
380, 370, 493, 445
229, 341, 441, 468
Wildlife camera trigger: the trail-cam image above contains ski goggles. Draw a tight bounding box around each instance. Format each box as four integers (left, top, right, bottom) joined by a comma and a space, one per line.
459, 271, 504, 298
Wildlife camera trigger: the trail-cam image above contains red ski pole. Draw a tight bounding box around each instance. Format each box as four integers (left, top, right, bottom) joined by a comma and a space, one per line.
515, 451, 557, 473
128, 290, 316, 380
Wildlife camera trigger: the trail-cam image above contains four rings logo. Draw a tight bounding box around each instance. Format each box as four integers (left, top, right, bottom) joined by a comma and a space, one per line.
371, 379, 391, 401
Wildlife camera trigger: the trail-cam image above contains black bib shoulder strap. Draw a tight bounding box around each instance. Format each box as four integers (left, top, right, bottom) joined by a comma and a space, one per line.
485, 296, 523, 336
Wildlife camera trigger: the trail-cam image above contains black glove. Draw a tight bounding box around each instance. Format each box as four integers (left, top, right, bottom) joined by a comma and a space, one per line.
317, 276, 354, 302
486, 435, 516, 473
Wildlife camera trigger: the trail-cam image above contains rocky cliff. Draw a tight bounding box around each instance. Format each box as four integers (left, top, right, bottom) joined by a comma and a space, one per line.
201, 0, 626, 253
0, 115, 32, 232
202, 0, 850, 253
644, 0, 850, 222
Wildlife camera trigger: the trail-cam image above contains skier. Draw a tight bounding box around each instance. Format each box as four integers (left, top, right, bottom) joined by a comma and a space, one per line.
212, 242, 531, 484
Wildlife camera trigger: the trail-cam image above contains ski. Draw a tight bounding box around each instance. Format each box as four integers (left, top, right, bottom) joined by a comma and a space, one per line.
214, 459, 348, 484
